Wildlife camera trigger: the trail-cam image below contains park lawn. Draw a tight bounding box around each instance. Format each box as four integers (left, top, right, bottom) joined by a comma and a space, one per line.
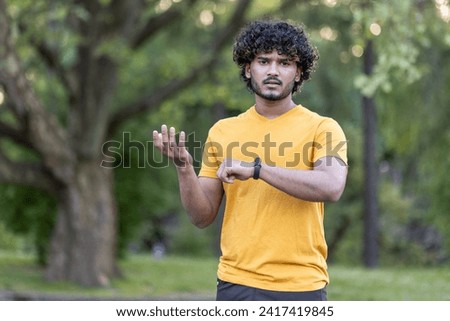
0, 251, 449, 300
328, 265, 450, 300
0, 252, 218, 300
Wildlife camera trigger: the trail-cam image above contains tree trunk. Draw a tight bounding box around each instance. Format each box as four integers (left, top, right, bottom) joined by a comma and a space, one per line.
45, 160, 120, 286
362, 39, 379, 267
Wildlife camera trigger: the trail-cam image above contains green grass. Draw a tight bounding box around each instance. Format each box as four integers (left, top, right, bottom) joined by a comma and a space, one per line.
0, 252, 218, 300
0, 251, 449, 300
328, 265, 450, 300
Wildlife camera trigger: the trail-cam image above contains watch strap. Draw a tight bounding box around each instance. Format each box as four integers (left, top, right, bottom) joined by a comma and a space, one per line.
253, 157, 262, 179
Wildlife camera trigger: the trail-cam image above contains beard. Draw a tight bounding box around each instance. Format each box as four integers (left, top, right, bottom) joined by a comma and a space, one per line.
250, 77, 295, 101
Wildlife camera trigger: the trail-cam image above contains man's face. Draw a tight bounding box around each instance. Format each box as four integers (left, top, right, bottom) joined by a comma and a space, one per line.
245, 50, 301, 101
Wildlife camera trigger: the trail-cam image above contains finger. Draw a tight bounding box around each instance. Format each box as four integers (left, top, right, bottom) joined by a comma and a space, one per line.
152, 130, 161, 149
161, 125, 170, 152
161, 124, 169, 145
217, 165, 234, 184
178, 131, 186, 148
220, 173, 235, 184
226, 175, 235, 184
158, 133, 163, 149
169, 127, 177, 148
152, 130, 159, 142
174, 131, 187, 160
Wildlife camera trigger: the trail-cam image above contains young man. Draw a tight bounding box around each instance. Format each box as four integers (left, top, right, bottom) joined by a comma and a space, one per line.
153, 20, 348, 300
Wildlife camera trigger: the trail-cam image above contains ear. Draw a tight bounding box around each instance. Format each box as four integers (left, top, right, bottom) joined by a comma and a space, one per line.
245, 64, 251, 79
295, 67, 302, 82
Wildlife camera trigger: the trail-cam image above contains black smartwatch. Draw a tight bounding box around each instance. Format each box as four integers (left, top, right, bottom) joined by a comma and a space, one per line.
253, 157, 262, 180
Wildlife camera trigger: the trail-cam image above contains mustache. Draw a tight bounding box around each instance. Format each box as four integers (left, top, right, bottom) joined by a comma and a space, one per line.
263, 77, 282, 85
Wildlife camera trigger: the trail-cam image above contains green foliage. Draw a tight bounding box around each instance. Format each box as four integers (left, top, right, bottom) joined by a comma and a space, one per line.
0, 185, 56, 265
113, 116, 182, 257
0, 222, 22, 251
169, 213, 218, 257
352, 1, 426, 97
324, 124, 363, 265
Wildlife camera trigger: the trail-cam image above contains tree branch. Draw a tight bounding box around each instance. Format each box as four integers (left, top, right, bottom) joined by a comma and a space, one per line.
107, 0, 253, 136
14, 4, 79, 101
0, 0, 74, 183
103, 0, 144, 39
30, 37, 77, 102
0, 149, 59, 194
0, 121, 34, 150
209, 0, 253, 54
278, 0, 302, 13
107, 64, 206, 137
130, 0, 199, 50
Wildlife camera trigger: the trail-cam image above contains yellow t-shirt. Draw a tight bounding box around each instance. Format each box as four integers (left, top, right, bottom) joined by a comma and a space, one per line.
199, 105, 347, 292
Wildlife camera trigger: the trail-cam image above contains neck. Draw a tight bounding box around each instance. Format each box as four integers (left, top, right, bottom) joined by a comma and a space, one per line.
254, 96, 297, 119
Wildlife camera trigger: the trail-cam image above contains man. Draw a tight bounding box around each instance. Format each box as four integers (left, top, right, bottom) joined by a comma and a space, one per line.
153, 19, 348, 301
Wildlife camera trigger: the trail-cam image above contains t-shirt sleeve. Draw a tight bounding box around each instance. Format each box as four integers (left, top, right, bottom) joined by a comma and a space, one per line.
198, 134, 220, 178
313, 118, 348, 165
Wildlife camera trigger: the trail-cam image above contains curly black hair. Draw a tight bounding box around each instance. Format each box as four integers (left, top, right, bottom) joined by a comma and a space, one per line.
232, 19, 319, 94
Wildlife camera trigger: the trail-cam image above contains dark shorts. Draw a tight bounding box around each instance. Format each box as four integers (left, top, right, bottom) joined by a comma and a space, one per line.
216, 279, 327, 301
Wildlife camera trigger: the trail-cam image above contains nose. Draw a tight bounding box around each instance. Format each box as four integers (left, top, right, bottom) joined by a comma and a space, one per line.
267, 61, 279, 76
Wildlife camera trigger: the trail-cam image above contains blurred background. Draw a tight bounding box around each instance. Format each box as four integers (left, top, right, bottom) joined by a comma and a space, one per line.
0, 0, 449, 299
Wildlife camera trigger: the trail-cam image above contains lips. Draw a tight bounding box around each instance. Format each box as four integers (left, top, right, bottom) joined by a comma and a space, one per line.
263, 78, 282, 85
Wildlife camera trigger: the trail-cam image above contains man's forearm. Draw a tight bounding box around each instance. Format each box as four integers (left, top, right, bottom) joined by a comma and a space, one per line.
258, 158, 347, 202
176, 165, 220, 228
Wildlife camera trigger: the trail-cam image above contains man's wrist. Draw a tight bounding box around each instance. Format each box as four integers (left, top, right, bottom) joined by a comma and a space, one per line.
175, 161, 194, 173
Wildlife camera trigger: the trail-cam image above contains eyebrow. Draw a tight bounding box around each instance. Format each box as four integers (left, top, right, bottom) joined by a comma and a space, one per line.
257, 56, 293, 63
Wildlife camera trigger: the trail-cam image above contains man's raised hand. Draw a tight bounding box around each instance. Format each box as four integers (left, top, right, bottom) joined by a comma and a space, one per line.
152, 124, 193, 168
